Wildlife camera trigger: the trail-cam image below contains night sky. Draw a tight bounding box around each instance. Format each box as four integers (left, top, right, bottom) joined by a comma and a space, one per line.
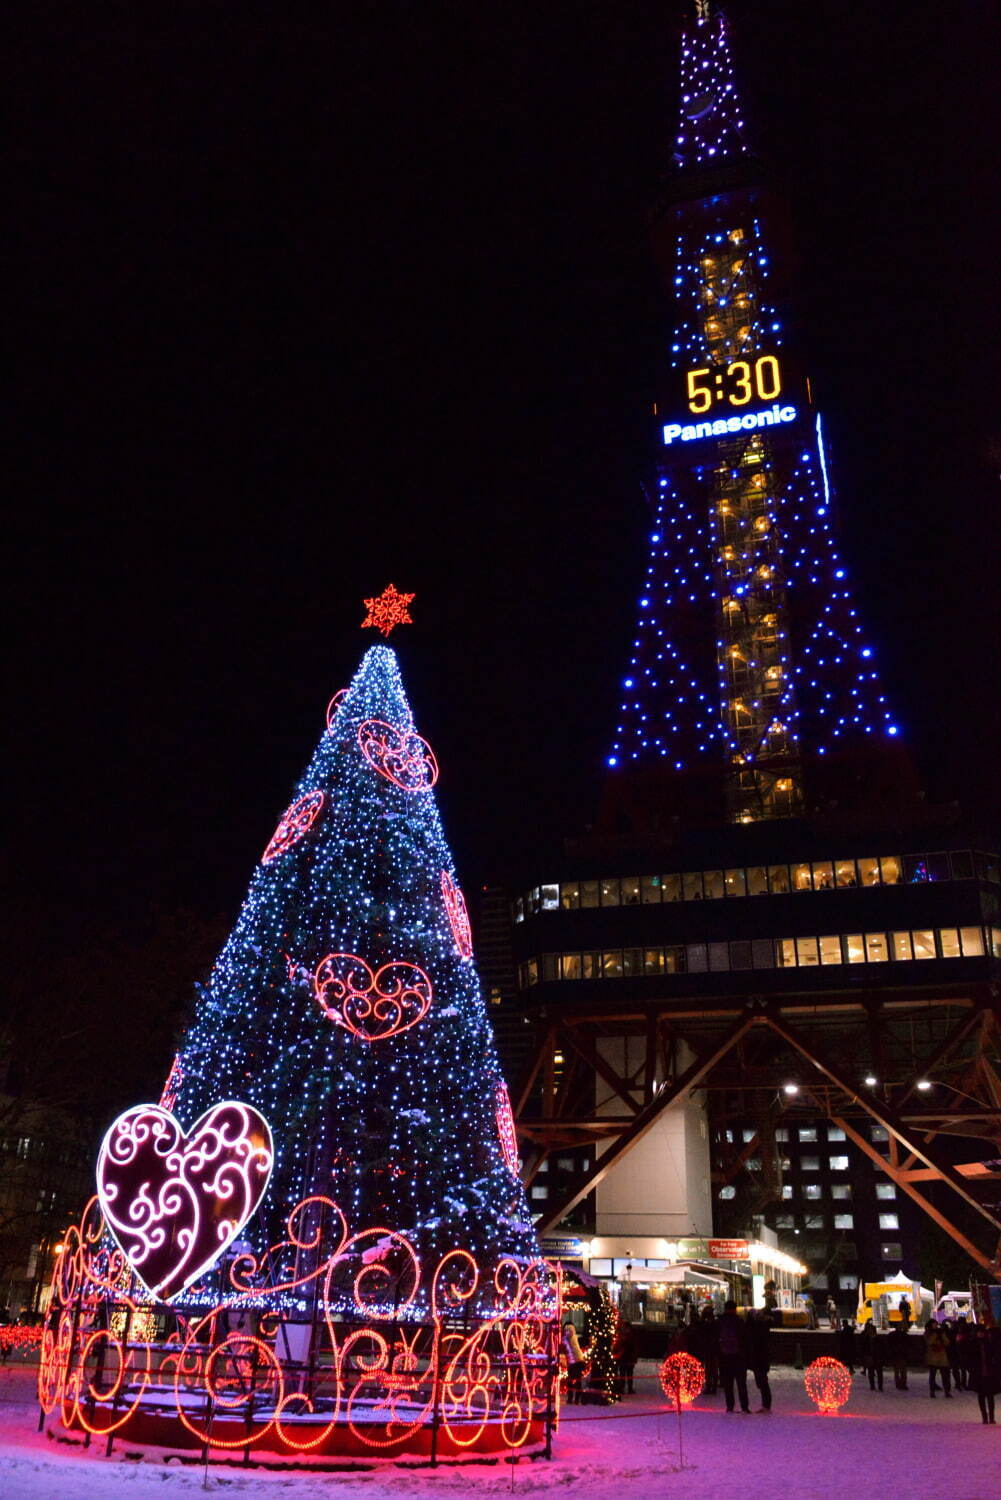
9, 2, 1000, 1104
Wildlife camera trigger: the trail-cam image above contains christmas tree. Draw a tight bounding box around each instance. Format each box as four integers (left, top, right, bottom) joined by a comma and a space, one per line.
168, 631, 539, 1302
41, 607, 559, 1460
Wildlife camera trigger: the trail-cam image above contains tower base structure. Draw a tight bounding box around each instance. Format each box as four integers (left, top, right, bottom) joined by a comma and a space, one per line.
39, 1197, 561, 1465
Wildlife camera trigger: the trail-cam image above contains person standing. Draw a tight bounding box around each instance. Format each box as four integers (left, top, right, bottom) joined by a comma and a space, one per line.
924, 1320, 952, 1398
949, 1317, 969, 1391
718, 1300, 750, 1413
746, 1308, 774, 1412
611, 1312, 638, 1396
826, 1295, 840, 1331
838, 1317, 857, 1374
969, 1323, 1001, 1425
562, 1320, 586, 1405
691, 1304, 720, 1395
861, 1319, 884, 1391
889, 1319, 910, 1389
898, 1296, 912, 1330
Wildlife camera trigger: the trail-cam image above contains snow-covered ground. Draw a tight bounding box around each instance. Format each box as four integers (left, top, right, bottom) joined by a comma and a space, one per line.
2, 1360, 998, 1500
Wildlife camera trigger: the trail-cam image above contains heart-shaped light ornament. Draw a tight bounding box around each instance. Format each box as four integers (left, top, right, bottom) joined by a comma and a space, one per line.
96, 1101, 274, 1301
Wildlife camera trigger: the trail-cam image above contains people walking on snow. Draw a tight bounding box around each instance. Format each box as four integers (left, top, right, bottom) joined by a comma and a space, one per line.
718, 1300, 750, 1413
969, 1322, 1001, 1425
861, 1319, 884, 1391
924, 1320, 952, 1398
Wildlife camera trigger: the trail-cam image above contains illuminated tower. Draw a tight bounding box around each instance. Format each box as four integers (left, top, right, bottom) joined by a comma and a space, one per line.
607, 2, 900, 826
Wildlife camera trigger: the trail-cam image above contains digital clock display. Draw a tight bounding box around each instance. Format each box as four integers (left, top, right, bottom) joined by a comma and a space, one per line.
684, 354, 784, 413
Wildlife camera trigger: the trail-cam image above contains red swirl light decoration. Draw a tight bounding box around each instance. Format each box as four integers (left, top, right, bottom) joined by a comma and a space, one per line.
314, 953, 433, 1041
441, 870, 473, 958
659, 1351, 705, 1406
261, 789, 325, 864
325, 688, 348, 730
357, 719, 438, 792
95, 1102, 274, 1301
39, 1193, 561, 1461
804, 1355, 852, 1414
494, 1084, 520, 1177
158, 1053, 183, 1113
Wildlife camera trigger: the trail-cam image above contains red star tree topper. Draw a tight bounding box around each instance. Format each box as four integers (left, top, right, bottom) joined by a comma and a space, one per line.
361, 584, 415, 637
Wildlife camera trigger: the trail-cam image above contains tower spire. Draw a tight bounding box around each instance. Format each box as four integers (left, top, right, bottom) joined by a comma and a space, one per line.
674, 3, 749, 173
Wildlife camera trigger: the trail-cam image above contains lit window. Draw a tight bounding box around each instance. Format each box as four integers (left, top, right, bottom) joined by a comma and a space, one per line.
911, 929, 935, 960
858, 858, 880, 887
725, 868, 747, 897
782, 1185, 793, 1200
621, 876, 640, 906
742, 1129, 757, 1143
684, 872, 704, 900
601, 950, 623, 978
746, 1158, 762, 1172
803, 1184, 822, 1200
805, 1214, 824, 1229
839, 1274, 858, 1290
560, 954, 581, 980
871, 1127, 889, 1143
819, 935, 842, 965
513, 897, 524, 923
811, 1273, 829, 1290
776, 1214, 794, 1229
831, 1185, 851, 1200
719, 1185, 736, 1199
879, 1214, 899, 1230
798, 1128, 817, 1142
938, 928, 961, 958
796, 937, 820, 967
556, 1158, 574, 1172
835, 860, 857, 888
845, 934, 864, 964
662, 874, 682, 903
880, 856, 902, 885
774, 1128, 789, 1142
777, 938, 796, 968
834, 1214, 853, 1230
561, 882, 580, 910
687, 944, 708, 972
530, 1186, 549, 1200
768, 865, 791, 894
600, 878, 621, 907
792, 863, 812, 892
812, 862, 834, 890
641, 875, 662, 904
622, 948, 642, 977
880, 1243, 903, 1261
875, 1184, 896, 1201
746, 866, 768, 895
865, 932, 888, 963
643, 948, 665, 975
891, 931, 912, 960
580, 880, 599, 908
960, 926, 985, 957
801, 1156, 820, 1171
541, 884, 559, 911
704, 870, 725, 899
830, 1156, 849, 1172
827, 1127, 846, 1142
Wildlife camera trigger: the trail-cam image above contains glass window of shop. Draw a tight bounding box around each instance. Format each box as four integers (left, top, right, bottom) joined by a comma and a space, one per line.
835, 859, 858, 887
687, 944, 708, 972
769, 864, 791, 893
819, 935, 841, 965
581, 951, 601, 979
684, 871, 704, 901
561, 882, 580, 910
644, 948, 665, 975
792, 862, 812, 892
960, 926, 984, 956
844, 934, 865, 964
665, 946, 687, 973
796, 937, 820, 967
641, 875, 662, 904
580, 879, 599, 908
704, 869, 725, 899
858, 858, 881, 887
622, 948, 642, 976
601, 950, 623, 977
938, 928, 961, 958
560, 953, 581, 980
541, 884, 559, 911
912, 929, 935, 959
892, 931, 912, 960
926, 852, 951, 882
747, 865, 768, 895
725, 868, 747, 897
880, 855, 902, 884
663, 874, 682, 902
812, 861, 834, 890
777, 938, 796, 968
600, 877, 620, 906
621, 876, 641, 906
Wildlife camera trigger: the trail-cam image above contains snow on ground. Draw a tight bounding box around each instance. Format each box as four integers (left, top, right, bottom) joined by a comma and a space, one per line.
1, 1360, 998, 1500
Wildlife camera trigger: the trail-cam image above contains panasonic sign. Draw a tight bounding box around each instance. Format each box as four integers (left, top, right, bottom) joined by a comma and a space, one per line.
663, 403, 798, 446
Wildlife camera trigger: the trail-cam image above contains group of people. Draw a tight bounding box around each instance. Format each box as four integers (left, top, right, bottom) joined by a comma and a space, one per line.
686, 1300, 776, 1413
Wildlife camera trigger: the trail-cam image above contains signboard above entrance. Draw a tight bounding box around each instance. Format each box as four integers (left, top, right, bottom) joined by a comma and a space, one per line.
708, 1239, 749, 1260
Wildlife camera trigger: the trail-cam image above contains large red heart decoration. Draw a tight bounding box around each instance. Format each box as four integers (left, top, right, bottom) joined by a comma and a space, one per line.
96, 1101, 274, 1302
314, 953, 433, 1041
